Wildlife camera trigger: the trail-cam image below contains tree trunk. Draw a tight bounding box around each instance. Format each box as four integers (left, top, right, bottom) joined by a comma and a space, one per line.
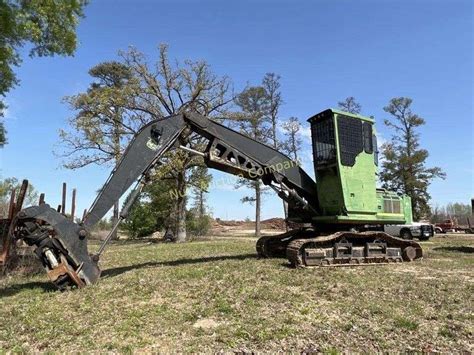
111, 119, 121, 240
175, 170, 187, 242
255, 180, 261, 238
199, 189, 204, 217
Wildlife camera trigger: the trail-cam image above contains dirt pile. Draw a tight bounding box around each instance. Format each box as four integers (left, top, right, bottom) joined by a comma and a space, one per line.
213, 217, 286, 230
261, 218, 286, 230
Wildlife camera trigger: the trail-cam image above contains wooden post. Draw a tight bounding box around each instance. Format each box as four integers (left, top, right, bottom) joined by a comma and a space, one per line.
61, 183, 67, 215
71, 188, 77, 221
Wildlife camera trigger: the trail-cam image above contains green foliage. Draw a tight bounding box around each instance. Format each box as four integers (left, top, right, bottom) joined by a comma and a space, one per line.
431, 202, 472, 224
121, 178, 175, 238
0, 0, 88, 145
393, 316, 419, 330
234, 86, 271, 141
337, 96, 362, 114
380, 97, 445, 220
0, 120, 6, 146
186, 212, 211, 237
60, 61, 138, 169
121, 200, 158, 238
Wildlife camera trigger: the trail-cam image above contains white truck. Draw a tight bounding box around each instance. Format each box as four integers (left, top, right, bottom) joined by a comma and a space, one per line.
384, 222, 434, 241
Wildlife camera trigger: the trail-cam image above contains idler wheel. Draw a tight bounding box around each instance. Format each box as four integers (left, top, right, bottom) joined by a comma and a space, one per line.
402, 246, 417, 261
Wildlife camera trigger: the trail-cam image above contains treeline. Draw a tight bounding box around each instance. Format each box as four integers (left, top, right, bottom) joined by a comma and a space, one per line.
431, 202, 472, 224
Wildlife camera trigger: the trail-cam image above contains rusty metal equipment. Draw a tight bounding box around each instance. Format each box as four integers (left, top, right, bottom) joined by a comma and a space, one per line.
1, 181, 81, 278
8, 110, 424, 290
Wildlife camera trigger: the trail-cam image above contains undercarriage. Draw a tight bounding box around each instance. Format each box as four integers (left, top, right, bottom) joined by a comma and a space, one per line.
257, 229, 423, 267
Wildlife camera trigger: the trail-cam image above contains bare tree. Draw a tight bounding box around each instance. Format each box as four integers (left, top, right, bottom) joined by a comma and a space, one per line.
59, 45, 234, 242
262, 73, 283, 149
281, 117, 302, 161
262, 73, 288, 227
120, 44, 234, 242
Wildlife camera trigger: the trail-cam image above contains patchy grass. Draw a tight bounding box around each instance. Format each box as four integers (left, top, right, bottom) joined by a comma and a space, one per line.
0, 234, 473, 352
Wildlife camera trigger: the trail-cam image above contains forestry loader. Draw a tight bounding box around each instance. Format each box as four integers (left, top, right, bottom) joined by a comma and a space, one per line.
5, 109, 423, 290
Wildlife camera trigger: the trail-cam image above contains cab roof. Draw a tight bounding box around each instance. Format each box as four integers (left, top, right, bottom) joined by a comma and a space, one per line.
307, 108, 375, 124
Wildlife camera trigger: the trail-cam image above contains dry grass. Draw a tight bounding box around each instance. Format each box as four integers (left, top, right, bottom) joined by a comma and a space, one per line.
0, 234, 473, 352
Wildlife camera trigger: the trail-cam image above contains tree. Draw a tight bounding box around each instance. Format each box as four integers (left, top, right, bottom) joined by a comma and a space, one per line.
186, 171, 212, 237
59, 61, 138, 239
430, 202, 472, 224
121, 179, 175, 238
0, 0, 88, 145
119, 44, 233, 242
189, 166, 211, 218
0, 177, 38, 216
262, 73, 283, 149
281, 117, 302, 161
337, 96, 362, 114
234, 86, 271, 238
380, 97, 445, 220
262, 73, 288, 227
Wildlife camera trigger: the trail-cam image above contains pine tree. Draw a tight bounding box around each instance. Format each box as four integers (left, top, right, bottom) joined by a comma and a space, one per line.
234, 86, 271, 238
262, 73, 288, 226
380, 97, 445, 220
337, 96, 362, 114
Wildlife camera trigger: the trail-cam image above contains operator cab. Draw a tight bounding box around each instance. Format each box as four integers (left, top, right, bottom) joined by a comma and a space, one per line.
307, 109, 407, 224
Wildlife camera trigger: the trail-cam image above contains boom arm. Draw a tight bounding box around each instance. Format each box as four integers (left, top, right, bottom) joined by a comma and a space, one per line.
83, 112, 320, 228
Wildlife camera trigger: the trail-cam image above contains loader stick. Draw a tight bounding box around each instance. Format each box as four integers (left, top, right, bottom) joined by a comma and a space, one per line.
94, 177, 147, 259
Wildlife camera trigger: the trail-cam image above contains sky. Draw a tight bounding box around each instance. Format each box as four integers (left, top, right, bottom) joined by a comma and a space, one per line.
1, 0, 473, 221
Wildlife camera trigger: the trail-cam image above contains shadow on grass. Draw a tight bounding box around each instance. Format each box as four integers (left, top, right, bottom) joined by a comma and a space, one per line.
102, 253, 258, 278
433, 246, 474, 253
0, 280, 56, 297
0, 253, 259, 296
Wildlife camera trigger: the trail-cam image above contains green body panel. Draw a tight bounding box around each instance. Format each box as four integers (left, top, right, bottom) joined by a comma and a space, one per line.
308, 109, 412, 226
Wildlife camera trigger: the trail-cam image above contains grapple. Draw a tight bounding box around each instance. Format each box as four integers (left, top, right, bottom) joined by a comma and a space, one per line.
9, 204, 100, 290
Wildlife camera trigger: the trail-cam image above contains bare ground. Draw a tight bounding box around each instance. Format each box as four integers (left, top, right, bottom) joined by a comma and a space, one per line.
0, 233, 472, 352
